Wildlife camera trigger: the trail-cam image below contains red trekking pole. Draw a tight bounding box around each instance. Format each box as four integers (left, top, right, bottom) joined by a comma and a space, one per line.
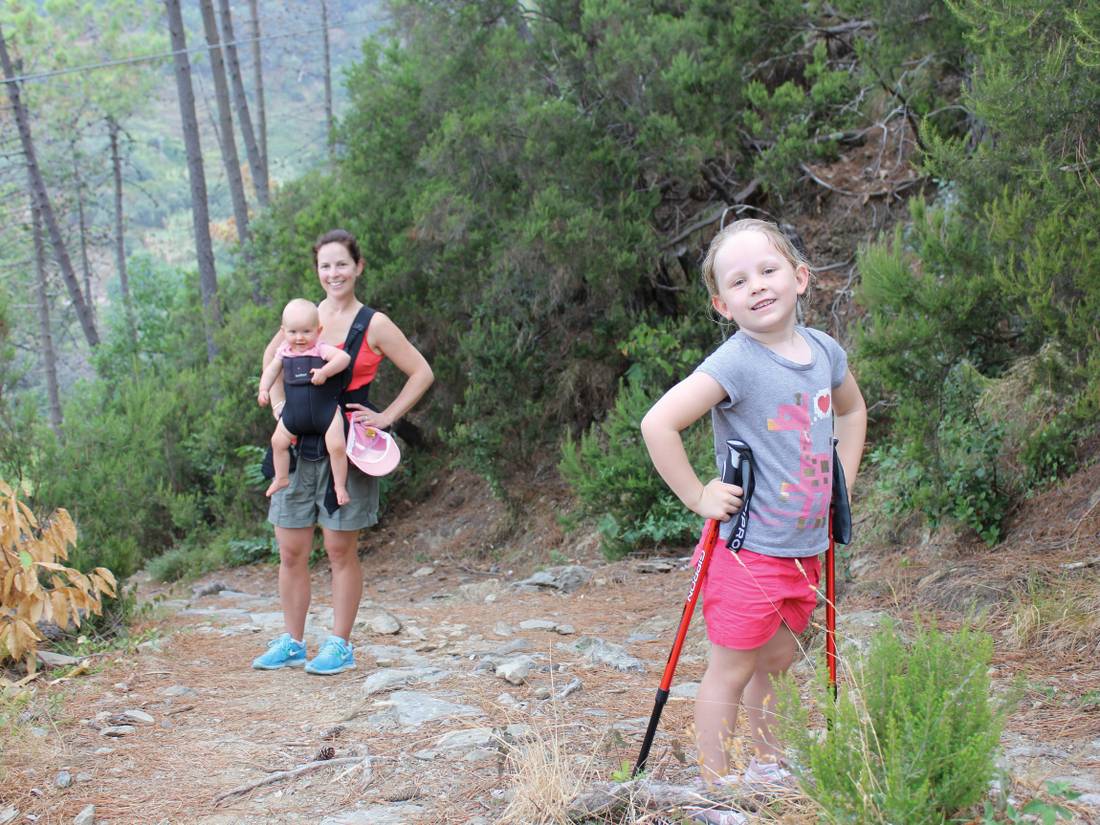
633, 439, 755, 777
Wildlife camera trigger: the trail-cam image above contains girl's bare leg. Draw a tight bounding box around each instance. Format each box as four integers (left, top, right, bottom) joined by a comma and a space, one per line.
741, 623, 799, 762
324, 411, 350, 506
266, 421, 294, 497
275, 526, 313, 640
322, 527, 362, 641
695, 643, 757, 780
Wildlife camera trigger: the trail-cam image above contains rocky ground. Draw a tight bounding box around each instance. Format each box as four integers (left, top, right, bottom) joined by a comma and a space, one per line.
2, 468, 1099, 824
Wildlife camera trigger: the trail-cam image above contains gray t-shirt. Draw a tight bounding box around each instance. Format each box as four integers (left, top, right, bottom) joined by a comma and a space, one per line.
695, 326, 848, 557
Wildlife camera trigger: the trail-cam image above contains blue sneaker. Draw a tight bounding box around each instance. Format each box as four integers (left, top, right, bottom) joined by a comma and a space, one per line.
305, 635, 356, 675
252, 633, 306, 670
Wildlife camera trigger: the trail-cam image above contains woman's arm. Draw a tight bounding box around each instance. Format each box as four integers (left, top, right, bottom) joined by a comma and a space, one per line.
832, 369, 867, 496
347, 313, 434, 429
640, 372, 742, 521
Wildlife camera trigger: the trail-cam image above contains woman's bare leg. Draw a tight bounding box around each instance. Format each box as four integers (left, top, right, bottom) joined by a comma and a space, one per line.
275, 526, 313, 640
322, 527, 361, 641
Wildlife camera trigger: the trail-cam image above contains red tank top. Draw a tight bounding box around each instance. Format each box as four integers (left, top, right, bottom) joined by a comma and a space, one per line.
336, 317, 384, 390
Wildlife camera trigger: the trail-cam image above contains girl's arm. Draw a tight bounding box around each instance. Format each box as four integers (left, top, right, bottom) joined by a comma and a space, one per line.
346, 313, 434, 429
832, 369, 867, 496
640, 372, 744, 521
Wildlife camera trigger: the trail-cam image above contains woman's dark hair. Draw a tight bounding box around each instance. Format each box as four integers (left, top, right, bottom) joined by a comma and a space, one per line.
313, 228, 362, 265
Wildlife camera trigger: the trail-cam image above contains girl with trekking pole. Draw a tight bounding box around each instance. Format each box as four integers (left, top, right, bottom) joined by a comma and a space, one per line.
252, 229, 433, 675
641, 219, 866, 789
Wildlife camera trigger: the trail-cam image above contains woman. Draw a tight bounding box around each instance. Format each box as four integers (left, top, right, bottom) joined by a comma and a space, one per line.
252, 228, 433, 675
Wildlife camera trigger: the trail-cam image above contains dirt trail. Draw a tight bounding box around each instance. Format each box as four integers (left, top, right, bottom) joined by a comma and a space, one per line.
4, 470, 1100, 824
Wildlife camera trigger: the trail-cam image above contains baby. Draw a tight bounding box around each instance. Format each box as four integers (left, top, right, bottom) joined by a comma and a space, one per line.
258, 299, 351, 504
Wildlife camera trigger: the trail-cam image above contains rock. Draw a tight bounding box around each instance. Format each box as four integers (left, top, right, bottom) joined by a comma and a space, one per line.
555, 624, 575, 635
247, 611, 287, 630
117, 709, 155, 726
412, 566, 434, 577
362, 667, 448, 696
75, 773, 92, 783
569, 637, 646, 673
367, 691, 483, 729
433, 728, 496, 751
36, 651, 83, 667
534, 686, 552, 700
99, 725, 135, 737
137, 639, 163, 654
518, 619, 559, 632
73, 805, 95, 825
456, 579, 504, 603
492, 621, 513, 637
555, 677, 583, 700
161, 685, 197, 698
55, 771, 72, 788
495, 656, 535, 685
358, 610, 402, 635
671, 681, 699, 699
635, 558, 676, 574
0, 807, 16, 825
319, 804, 425, 824
191, 580, 229, 598
514, 565, 592, 593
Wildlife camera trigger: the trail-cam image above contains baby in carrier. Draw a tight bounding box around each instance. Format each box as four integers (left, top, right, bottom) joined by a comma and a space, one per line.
258, 299, 352, 504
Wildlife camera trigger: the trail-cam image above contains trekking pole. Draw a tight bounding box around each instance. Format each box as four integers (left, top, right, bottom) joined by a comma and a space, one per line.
632, 439, 755, 778
826, 441, 851, 703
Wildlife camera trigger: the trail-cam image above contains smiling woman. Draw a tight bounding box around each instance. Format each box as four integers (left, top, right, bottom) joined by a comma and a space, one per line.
253, 228, 434, 676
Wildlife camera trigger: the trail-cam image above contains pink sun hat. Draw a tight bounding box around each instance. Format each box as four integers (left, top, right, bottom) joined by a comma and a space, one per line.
346, 420, 400, 476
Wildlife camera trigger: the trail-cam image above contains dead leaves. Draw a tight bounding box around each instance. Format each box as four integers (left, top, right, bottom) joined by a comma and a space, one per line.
0, 479, 117, 672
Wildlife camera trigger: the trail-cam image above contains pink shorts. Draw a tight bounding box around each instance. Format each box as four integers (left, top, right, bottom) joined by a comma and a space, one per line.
691, 536, 821, 650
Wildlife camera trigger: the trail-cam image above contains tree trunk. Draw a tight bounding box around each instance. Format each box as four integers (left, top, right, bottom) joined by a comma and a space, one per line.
164, 0, 220, 362
320, 0, 334, 155
71, 150, 97, 325
217, 0, 269, 206
108, 116, 138, 347
0, 24, 99, 348
29, 195, 63, 434
247, 0, 268, 191
199, 0, 250, 245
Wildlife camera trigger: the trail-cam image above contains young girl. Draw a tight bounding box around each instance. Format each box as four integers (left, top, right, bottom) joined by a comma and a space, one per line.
258, 298, 352, 504
641, 219, 866, 788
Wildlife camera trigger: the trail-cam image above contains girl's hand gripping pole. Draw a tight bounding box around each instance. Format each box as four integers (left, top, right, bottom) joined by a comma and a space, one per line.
632, 439, 754, 777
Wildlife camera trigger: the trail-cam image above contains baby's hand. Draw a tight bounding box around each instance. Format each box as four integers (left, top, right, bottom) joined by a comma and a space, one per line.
258, 389, 270, 406
694, 478, 744, 522
310, 369, 327, 386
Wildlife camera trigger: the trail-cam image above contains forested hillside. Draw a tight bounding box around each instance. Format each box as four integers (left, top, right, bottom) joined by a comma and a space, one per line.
1, 0, 1097, 583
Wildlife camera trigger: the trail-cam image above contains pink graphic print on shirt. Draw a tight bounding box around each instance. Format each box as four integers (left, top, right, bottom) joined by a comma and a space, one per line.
761, 390, 832, 530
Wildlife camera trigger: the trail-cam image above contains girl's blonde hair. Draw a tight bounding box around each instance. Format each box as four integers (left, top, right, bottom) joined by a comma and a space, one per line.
700, 218, 811, 299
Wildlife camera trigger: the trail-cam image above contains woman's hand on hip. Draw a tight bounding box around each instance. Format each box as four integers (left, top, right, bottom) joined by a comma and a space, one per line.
345, 403, 392, 431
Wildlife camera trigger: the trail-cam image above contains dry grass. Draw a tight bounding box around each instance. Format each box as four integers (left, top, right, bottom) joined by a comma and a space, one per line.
1008, 575, 1100, 657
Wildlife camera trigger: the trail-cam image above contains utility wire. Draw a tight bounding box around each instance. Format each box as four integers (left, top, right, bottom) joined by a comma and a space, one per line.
0, 11, 386, 87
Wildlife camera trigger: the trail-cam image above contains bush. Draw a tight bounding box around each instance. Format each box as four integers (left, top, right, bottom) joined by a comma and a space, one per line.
560, 379, 712, 558
779, 620, 1011, 825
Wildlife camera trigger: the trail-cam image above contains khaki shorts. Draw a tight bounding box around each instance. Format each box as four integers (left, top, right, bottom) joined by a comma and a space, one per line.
267, 456, 379, 532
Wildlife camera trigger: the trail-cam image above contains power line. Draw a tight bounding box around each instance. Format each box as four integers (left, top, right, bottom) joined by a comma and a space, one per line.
1, 11, 387, 87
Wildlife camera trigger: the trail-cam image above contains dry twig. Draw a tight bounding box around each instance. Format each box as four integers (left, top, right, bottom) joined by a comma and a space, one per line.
212, 756, 367, 804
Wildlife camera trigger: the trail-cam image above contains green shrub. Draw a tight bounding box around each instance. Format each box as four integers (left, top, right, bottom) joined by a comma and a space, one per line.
779, 620, 1012, 825
560, 379, 712, 558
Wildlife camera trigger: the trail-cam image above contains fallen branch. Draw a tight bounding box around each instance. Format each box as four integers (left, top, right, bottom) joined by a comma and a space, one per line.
1060, 556, 1100, 571
569, 778, 746, 818
799, 163, 923, 199
213, 756, 366, 804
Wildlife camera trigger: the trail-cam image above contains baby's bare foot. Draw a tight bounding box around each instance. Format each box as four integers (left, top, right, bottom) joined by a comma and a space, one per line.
335, 486, 350, 506
266, 477, 291, 497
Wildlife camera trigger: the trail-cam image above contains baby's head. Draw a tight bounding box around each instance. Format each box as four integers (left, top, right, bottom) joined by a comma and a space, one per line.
281, 298, 322, 349
701, 219, 810, 301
